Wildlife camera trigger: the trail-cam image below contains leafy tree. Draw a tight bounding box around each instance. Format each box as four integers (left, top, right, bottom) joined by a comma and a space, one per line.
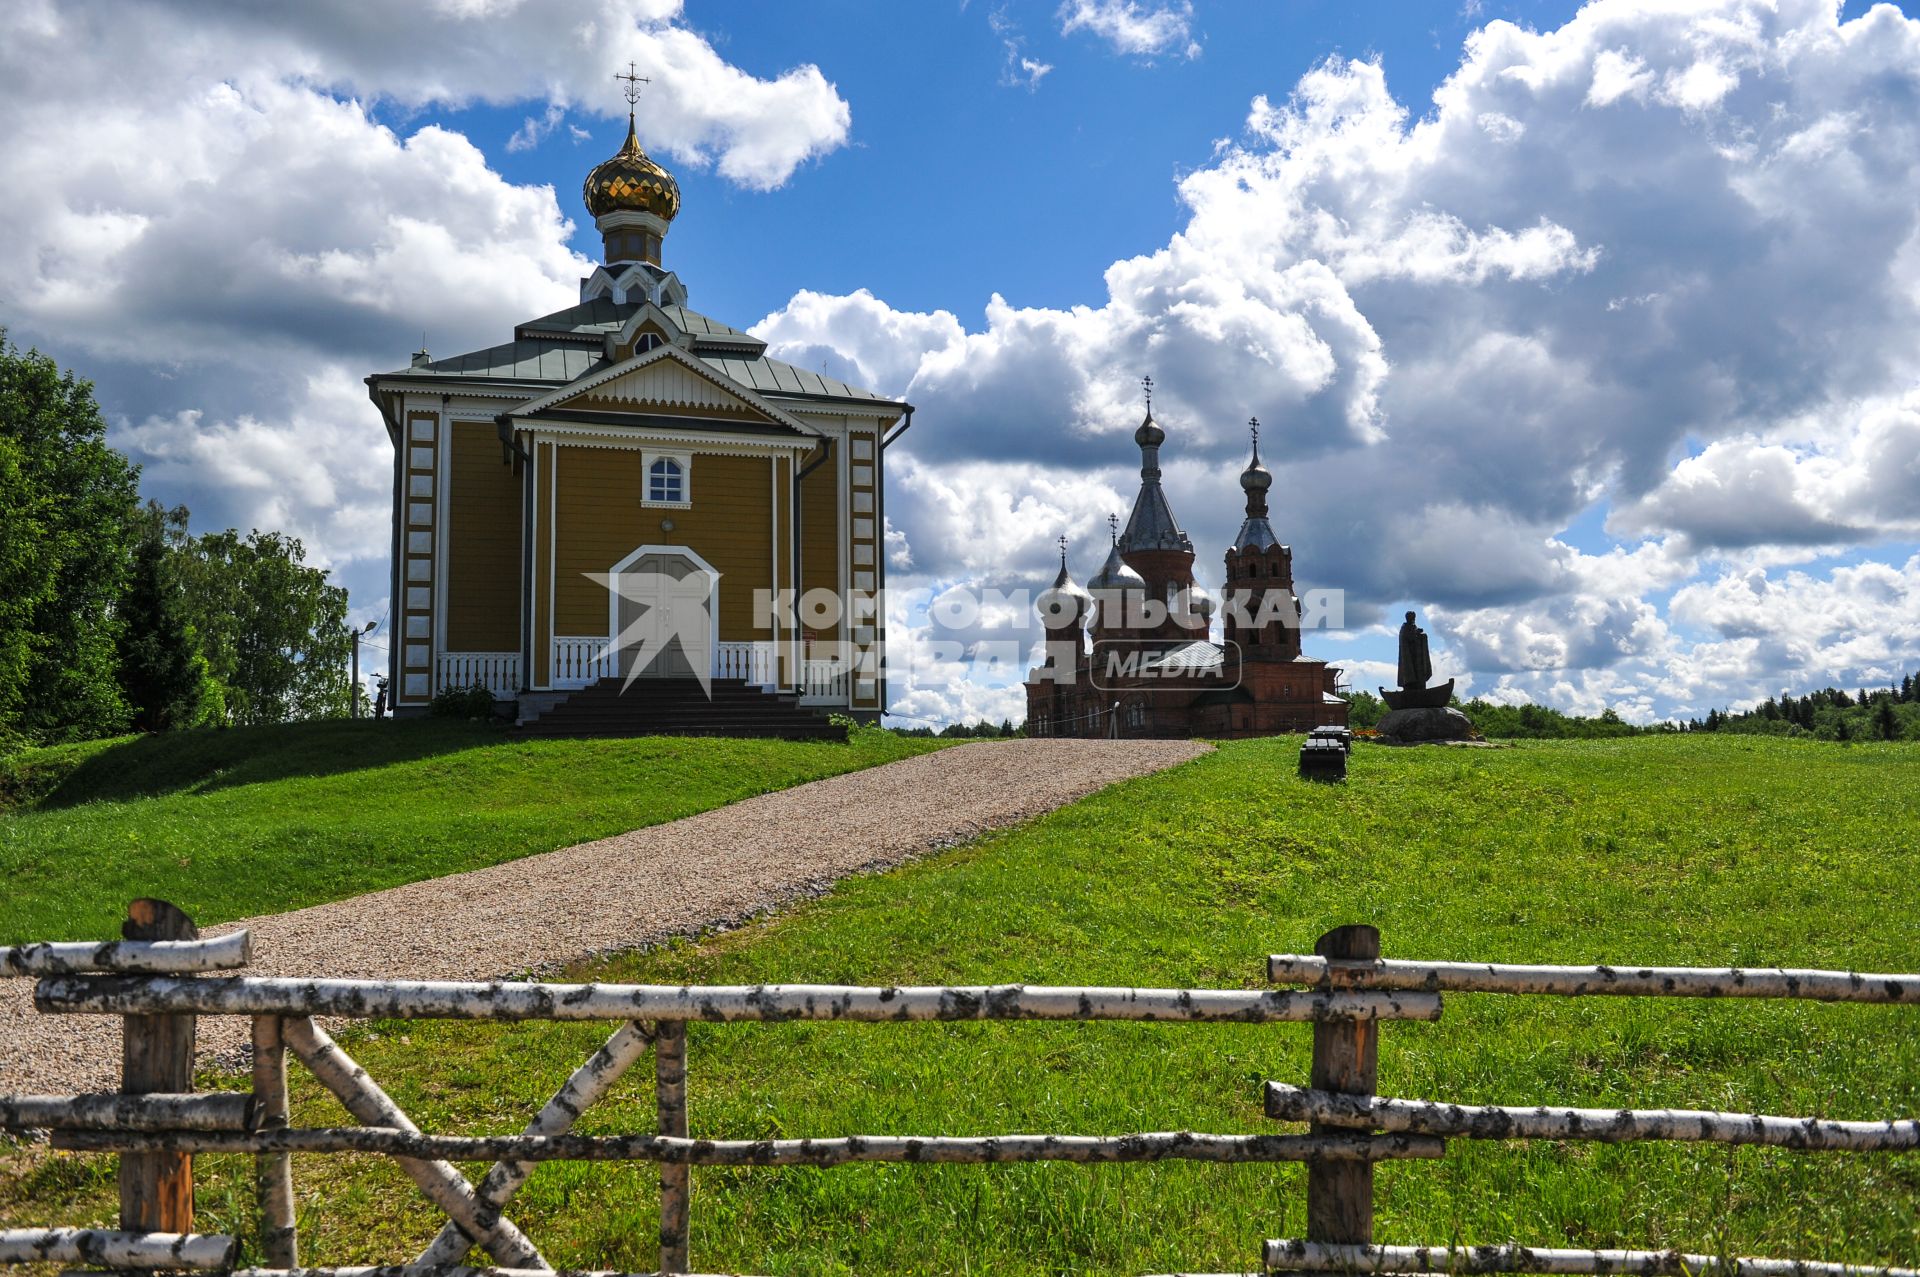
0, 332, 141, 746
176, 529, 351, 725
1343, 689, 1384, 729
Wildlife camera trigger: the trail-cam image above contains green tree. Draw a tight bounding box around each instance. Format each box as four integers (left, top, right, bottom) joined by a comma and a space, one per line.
1875, 698, 1899, 742
116, 502, 218, 732
0, 332, 141, 746
177, 529, 351, 725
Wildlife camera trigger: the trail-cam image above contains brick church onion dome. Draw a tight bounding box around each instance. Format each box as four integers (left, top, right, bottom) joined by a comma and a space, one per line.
1087, 540, 1146, 594
1037, 557, 1093, 630
583, 118, 681, 222
1134, 409, 1165, 449
1240, 448, 1272, 497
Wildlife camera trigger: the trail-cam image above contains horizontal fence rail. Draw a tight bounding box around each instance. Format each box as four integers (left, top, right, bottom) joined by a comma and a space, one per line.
0, 930, 251, 977
0, 1092, 253, 1133
49, 1127, 1447, 1165
1264, 1084, 1920, 1151
0, 1227, 238, 1269
1262, 1241, 1920, 1277
34, 975, 1443, 1023
1259, 1083, 1920, 1152
1267, 955, 1920, 1003
15, 905, 1920, 1277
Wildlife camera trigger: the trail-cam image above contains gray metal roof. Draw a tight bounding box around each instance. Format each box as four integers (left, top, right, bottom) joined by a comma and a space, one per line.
386, 340, 606, 383
1142, 641, 1225, 674
704, 354, 894, 405
1232, 515, 1281, 552
516, 297, 632, 337
662, 306, 756, 344
379, 303, 899, 411
515, 298, 761, 349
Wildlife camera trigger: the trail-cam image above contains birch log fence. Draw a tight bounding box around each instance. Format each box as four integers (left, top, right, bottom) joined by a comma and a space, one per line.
2, 901, 1916, 1277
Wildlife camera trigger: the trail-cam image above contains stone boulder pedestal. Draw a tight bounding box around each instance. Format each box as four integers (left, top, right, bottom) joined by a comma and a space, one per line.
1375, 706, 1474, 744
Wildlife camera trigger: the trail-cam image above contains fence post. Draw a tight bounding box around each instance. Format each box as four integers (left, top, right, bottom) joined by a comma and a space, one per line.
656, 1021, 690, 1275
1306, 924, 1380, 1249
251, 1015, 298, 1267
119, 899, 197, 1235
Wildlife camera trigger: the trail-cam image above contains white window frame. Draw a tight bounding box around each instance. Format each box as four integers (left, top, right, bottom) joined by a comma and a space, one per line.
641, 450, 692, 509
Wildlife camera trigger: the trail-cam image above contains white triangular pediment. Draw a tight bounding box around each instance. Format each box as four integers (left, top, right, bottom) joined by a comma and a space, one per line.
514, 345, 814, 433
590, 357, 750, 413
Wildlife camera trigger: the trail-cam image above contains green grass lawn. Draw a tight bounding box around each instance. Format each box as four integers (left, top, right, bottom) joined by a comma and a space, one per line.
0, 719, 947, 944
4, 734, 1918, 1275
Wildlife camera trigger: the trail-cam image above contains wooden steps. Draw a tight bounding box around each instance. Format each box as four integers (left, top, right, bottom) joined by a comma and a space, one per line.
512, 677, 847, 741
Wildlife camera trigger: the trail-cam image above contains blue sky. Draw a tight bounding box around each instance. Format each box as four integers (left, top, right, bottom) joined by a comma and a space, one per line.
4, 0, 1919, 725
458, 3, 1595, 325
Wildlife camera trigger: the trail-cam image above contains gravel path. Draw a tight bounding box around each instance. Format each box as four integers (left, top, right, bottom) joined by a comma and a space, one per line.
1, 738, 1207, 1093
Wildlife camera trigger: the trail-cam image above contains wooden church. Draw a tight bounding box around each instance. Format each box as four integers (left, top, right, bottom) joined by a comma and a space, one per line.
367, 92, 908, 732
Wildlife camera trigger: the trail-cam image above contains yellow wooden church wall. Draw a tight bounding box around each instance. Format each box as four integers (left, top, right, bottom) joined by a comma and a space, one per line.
552, 448, 776, 639
798, 459, 841, 642
445, 421, 523, 653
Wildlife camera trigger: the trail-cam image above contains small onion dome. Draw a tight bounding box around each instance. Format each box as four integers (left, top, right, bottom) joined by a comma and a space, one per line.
1036, 558, 1093, 630
583, 117, 681, 222
1134, 409, 1165, 449
1241, 443, 1272, 495
1087, 540, 1146, 594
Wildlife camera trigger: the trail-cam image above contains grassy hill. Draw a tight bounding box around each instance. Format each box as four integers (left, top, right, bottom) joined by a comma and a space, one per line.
4, 734, 1916, 1273
0, 719, 946, 945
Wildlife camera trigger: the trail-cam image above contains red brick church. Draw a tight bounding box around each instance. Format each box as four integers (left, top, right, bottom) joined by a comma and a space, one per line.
1024, 400, 1349, 739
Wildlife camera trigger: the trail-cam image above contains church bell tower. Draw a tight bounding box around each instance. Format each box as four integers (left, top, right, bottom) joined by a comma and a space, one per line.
1223, 420, 1302, 659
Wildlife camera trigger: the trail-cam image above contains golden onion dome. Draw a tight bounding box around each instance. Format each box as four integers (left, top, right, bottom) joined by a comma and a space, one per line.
582, 117, 680, 222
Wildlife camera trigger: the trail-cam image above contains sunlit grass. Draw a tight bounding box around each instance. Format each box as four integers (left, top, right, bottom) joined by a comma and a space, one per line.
0, 719, 947, 943
4, 735, 1917, 1274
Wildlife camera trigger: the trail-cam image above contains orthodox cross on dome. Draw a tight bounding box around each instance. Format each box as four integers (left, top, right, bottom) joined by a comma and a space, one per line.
1249, 416, 1259, 445
615, 61, 650, 122
1057, 534, 1071, 567
1108, 513, 1120, 543
1141, 375, 1154, 412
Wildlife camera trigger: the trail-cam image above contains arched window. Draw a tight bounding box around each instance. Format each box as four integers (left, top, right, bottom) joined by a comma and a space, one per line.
645, 455, 687, 506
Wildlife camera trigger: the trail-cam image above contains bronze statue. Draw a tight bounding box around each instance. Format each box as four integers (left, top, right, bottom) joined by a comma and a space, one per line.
1396, 610, 1432, 692
1380, 608, 1453, 710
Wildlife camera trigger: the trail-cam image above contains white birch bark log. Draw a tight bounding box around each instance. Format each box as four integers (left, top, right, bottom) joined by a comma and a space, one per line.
0, 1227, 236, 1268
1264, 1083, 1920, 1150
35, 975, 1440, 1023
279, 1017, 548, 1270
1, 932, 251, 977
0, 1092, 252, 1131
50, 1127, 1445, 1165
416, 1021, 654, 1268
252, 1016, 298, 1268
1262, 1241, 1920, 1277
1267, 955, 1920, 1002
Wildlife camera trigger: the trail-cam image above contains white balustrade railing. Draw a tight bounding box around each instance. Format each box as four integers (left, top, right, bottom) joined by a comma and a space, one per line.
543, 638, 849, 703
799, 658, 850, 705
435, 652, 521, 699
714, 641, 775, 686
551, 637, 617, 689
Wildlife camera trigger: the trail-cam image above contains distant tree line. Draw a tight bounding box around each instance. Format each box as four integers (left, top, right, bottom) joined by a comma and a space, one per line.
1, 333, 351, 753
1686, 677, 1918, 742
891, 718, 1022, 739
1342, 676, 1917, 742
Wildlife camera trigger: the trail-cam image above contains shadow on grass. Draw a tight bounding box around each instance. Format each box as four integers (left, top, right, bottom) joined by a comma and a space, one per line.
27, 717, 507, 808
